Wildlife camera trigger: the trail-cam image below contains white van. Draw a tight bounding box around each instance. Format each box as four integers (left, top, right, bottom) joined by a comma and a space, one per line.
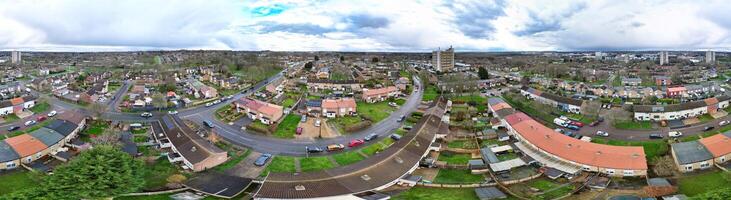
553, 118, 568, 127
668, 131, 683, 138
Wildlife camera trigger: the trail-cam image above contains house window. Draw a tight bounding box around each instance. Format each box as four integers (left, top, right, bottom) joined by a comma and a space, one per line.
685, 165, 693, 170
5, 162, 16, 168
606, 169, 615, 174
722, 157, 726, 163
623, 170, 634, 176
581, 166, 590, 171
701, 162, 710, 168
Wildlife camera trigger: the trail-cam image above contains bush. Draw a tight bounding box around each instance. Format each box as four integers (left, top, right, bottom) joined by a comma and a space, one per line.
345, 121, 372, 132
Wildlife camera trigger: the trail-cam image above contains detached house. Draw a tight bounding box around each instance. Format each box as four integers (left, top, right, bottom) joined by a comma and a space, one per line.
321, 98, 357, 118
187, 80, 218, 99
233, 98, 284, 125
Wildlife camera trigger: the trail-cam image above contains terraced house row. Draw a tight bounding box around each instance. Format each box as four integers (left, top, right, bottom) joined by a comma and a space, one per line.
0, 111, 86, 170
488, 98, 648, 177
633, 95, 730, 121
671, 131, 731, 173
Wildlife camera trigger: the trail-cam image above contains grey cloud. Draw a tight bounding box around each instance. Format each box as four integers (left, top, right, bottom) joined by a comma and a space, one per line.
257, 22, 335, 35
514, 2, 586, 36
344, 14, 390, 29
445, 0, 507, 38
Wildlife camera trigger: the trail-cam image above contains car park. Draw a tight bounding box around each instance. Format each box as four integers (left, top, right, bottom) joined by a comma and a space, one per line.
48, 110, 57, 117
720, 120, 730, 126
306, 146, 324, 153
649, 134, 663, 139
595, 131, 609, 137
24, 120, 36, 126
668, 131, 683, 138
348, 139, 365, 147
254, 154, 273, 166
364, 133, 378, 141
140, 112, 153, 117
327, 144, 345, 151
7, 126, 20, 131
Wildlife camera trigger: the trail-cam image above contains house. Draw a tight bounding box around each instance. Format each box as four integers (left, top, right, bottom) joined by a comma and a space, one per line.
321, 98, 357, 118
622, 77, 642, 86
520, 86, 583, 113
670, 141, 714, 173
633, 96, 731, 121
362, 86, 399, 103
317, 67, 330, 79
233, 98, 284, 125
0, 96, 37, 116
654, 76, 672, 86
306, 79, 362, 92
305, 100, 322, 117
0, 141, 20, 170
153, 115, 228, 172
394, 77, 410, 91
667, 86, 686, 97
698, 132, 731, 166
187, 80, 218, 99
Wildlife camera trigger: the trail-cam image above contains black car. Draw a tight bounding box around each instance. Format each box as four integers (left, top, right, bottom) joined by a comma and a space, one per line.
704, 126, 715, 131
203, 121, 214, 128
390, 134, 402, 141
649, 134, 663, 139
7, 126, 20, 131
364, 133, 378, 141
306, 146, 324, 153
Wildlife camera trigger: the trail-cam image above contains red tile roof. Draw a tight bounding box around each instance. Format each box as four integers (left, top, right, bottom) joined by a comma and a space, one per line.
4, 134, 48, 157
699, 134, 731, 157
10, 97, 24, 106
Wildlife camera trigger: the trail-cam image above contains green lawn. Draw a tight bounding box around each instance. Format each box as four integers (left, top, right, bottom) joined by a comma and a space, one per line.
360, 138, 395, 156
592, 138, 668, 163
612, 76, 622, 86
528, 179, 559, 191
497, 152, 519, 161
141, 158, 180, 191
451, 95, 487, 104
392, 187, 479, 200
433, 169, 485, 184
85, 120, 110, 135
614, 120, 653, 130
698, 114, 715, 123
437, 152, 472, 165
262, 156, 296, 175
678, 171, 731, 197
447, 140, 479, 149
2, 113, 20, 123
299, 156, 335, 172
480, 139, 506, 147
357, 101, 395, 123
273, 114, 301, 139
502, 95, 556, 128
282, 98, 296, 108
214, 149, 251, 172
30, 102, 51, 113
332, 151, 366, 166
534, 185, 574, 200
423, 85, 439, 102
0, 170, 40, 195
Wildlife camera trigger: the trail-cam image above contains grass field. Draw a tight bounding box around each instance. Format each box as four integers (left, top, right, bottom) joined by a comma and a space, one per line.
299, 156, 335, 172
433, 169, 485, 184
30, 101, 51, 113
360, 138, 395, 156
263, 156, 297, 174
392, 187, 479, 200
422, 85, 439, 102
447, 140, 479, 149
534, 185, 574, 200
357, 101, 395, 123
698, 114, 715, 123
214, 149, 251, 172
0, 170, 40, 195
141, 158, 180, 190
678, 170, 731, 197
273, 114, 301, 139
332, 151, 366, 166
592, 138, 668, 162
438, 152, 472, 165
282, 98, 296, 108
614, 120, 653, 130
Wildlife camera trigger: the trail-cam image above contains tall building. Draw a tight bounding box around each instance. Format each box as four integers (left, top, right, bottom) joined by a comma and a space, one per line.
706, 50, 716, 64
432, 46, 454, 72
659, 51, 669, 65
11, 51, 21, 64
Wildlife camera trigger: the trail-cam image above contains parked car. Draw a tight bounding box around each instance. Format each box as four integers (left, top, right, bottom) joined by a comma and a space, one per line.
301, 115, 307, 123
213, 100, 221, 104
348, 139, 365, 147
296, 127, 303, 135
566, 125, 580, 131
37, 116, 47, 122
649, 134, 664, 139
553, 128, 564, 134
364, 133, 378, 141
327, 144, 345, 151
306, 146, 323, 153
668, 131, 683, 138
205, 102, 214, 107
720, 120, 730, 126
48, 110, 57, 117
254, 154, 273, 166
390, 134, 402, 140
7, 126, 20, 131
24, 120, 36, 126
569, 121, 584, 127
315, 119, 321, 127
595, 131, 609, 137
559, 116, 569, 121
564, 131, 575, 137
397, 115, 405, 122
203, 121, 214, 128
140, 112, 153, 118
168, 110, 178, 115
704, 126, 715, 131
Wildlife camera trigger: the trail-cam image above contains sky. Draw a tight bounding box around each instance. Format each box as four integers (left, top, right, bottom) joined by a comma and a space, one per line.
1, 0, 731, 52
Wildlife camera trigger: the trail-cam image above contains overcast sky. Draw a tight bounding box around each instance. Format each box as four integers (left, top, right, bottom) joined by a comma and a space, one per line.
2, 0, 731, 52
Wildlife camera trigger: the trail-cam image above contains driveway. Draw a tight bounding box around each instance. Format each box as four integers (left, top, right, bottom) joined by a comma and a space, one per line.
224, 151, 267, 179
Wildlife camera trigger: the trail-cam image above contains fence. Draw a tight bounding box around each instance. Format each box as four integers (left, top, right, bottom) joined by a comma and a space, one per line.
119, 187, 189, 197
417, 182, 497, 188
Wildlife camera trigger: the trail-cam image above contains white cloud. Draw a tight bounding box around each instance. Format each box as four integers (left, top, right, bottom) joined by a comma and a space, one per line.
1, 0, 731, 51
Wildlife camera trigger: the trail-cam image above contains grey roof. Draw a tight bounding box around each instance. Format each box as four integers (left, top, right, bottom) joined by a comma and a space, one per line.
723, 131, 731, 138
481, 148, 500, 164
0, 140, 20, 162
474, 187, 507, 200
28, 127, 65, 147
493, 108, 516, 118
487, 98, 505, 106
648, 178, 671, 186
44, 120, 78, 137
306, 100, 322, 107
671, 141, 714, 165
469, 159, 486, 166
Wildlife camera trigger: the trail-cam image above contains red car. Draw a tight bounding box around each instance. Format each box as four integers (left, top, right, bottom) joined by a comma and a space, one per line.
296, 127, 303, 135
37, 116, 47, 122
348, 139, 365, 147
570, 121, 584, 127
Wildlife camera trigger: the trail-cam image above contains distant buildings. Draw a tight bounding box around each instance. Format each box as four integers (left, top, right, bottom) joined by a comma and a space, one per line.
706, 51, 716, 64
10, 51, 21, 64
432, 46, 455, 72
659, 51, 669, 65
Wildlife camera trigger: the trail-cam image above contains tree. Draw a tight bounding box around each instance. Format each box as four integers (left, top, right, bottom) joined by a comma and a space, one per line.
314, 55, 319, 61
478, 67, 489, 80
581, 101, 601, 119
339, 55, 345, 63
371, 57, 379, 63
693, 187, 731, 200
91, 129, 120, 146
89, 102, 107, 120
152, 92, 167, 111
3, 146, 145, 199
304, 61, 313, 70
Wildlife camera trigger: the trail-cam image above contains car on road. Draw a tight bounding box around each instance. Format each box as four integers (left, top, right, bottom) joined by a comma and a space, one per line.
140, 112, 153, 118
348, 139, 365, 147
306, 146, 324, 153
364, 133, 378, 141
327, 144, 345, 151
595, 131, 609, 137
669, 131, 683, 138
649, 134, 664, 139
203, 121, 214, 128
6, 126, 20, 132
390, 134, 402, 141
720, 120, 730, 126
168, 110, 178, 115
37, 116, 47, 122
704, 126, 715, 131
48, 110, 57, 117
397, 115, 405, 122
213, 99, 221, 104
254, 154, 273, 166
24, 120, 37, 126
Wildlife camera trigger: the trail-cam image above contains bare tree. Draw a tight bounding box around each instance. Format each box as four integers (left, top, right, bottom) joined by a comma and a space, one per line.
91, 128, 120, 146
89, 103, 107, 120
152, 92, 167, 111
581, 101, 601, 119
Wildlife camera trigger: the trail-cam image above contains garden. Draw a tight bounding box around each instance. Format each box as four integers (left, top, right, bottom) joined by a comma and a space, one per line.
272, 114, 301, 139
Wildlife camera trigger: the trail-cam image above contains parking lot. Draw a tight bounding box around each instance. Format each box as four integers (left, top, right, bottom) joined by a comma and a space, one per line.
296, 117, 339, 139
